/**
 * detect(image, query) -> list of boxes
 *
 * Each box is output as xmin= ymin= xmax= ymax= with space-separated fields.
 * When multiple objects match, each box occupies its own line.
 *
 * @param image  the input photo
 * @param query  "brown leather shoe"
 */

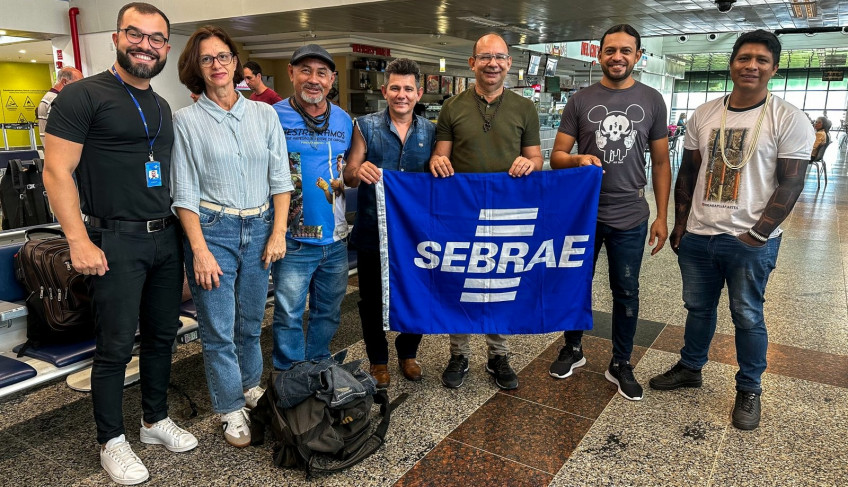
xmin=399 ymin=358 xmax=423 ymax=381
xmin=370 ymin=364 xmax=390 ymax=388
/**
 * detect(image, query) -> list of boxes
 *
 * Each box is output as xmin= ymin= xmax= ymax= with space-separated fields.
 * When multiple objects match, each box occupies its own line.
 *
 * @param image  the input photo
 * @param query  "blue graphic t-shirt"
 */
xmin=274 ymin=99 xmax=353 ymax=245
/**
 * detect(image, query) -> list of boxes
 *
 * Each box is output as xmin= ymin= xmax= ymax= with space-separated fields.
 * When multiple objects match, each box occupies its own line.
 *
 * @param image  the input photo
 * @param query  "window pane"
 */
xmin=672 ymin=92 xmax=689 ymax=109
xmin=825 ymin=91 xmax=847 ymax=112
xmin=707 ymin=72 xmax=726 ymax=92
xmin=768 ymin=71 xmax=787 ymax=91
xmin=828 ymin=77 xmax=848 ymax=90
xmin=689 ymin=72 xmax=708 ymax=92
xmin=784 ymin=91 xmax=806 ymax=109
xmin=674 ymin=79 xmax=690 ymax=92
xmin=805 ymin=91 xmax=828 ymax=110
xmin=688 ymin=92 xmax=707 ymax=108
xmin=706 ymin=91 xmax=724 ymax=102
xmin=786 ymin=71 xmax=807 ymax=91
xmin=808 ymin=74 xmax=828 ymax=90
xmin=771 ymin=91 xmax=786 ymax=101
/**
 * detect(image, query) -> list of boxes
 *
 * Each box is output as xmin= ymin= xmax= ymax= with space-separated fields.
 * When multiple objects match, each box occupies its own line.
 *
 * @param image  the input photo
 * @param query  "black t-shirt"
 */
xmin=46 ymin=70 xmax=174 ymax=220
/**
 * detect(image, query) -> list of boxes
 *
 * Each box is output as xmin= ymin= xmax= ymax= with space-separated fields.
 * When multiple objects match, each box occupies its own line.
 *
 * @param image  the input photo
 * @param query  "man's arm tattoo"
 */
xmin=751 ymin=158 xmax=809 ymax=237
xmin=673 ymin=149 xmax=702 ymax=229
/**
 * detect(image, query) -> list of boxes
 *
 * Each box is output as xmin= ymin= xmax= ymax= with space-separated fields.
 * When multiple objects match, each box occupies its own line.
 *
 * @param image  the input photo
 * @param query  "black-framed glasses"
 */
xmin=200 ymin=52 xmax=235 ymax=67
xmin=118 ymin=27 xmax=168 ymax=49
xmin=474 ymin=53 xmax=511 ymax=63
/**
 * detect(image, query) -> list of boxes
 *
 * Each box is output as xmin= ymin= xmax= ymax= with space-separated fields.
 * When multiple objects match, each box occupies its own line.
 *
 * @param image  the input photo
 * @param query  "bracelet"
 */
xmin=747 ymin=229 xmax=769 ymax=242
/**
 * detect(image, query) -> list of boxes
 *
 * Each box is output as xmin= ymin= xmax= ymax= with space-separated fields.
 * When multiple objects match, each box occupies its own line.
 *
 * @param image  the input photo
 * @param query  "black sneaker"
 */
xmin=549 ymin=345 xmax=586 ymax=379
xmin=649 ymin=362 xmax=703 ymax=390
xmin=605 ymin=360 xmax=643 ymax=401
xmin=486 ymin=355 xmax=519 ymax=390
xmin=441 ymin=354 xmax=469 ymax=389
xmin=732 ymin=391 xmax=761 ymax=430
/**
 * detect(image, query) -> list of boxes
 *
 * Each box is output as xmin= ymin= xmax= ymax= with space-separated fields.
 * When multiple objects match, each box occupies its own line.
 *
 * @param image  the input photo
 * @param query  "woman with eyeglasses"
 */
xmin=170 ymin=25 xmax=292 ymax=448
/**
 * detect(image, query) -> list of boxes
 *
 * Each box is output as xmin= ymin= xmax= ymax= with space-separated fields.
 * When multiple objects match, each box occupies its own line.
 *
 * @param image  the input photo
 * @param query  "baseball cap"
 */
xmin=290 ymin=44 xmax=335 ymax=72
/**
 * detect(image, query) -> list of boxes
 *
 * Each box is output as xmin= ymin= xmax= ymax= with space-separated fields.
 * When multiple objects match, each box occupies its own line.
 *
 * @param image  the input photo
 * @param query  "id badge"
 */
xmin=145 ymin=161 xmax=162 ymax=187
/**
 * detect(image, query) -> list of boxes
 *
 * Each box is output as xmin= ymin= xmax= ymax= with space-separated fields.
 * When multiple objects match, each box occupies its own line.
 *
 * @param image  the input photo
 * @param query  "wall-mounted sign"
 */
xmin=822 ymin=70 xmax=844 ymax=82
xmin=581 ymin=42 xmax=599 ymax=58
xmin=352 ymin=43 xmax=391 ymax=57
xmin=528 ymin=54 xmax=541 ymax=76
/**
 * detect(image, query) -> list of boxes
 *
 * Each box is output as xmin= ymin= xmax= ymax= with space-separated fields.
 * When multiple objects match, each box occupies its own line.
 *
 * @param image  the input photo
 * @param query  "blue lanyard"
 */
xmin=111 ymin=65 xmax=162 ymax=161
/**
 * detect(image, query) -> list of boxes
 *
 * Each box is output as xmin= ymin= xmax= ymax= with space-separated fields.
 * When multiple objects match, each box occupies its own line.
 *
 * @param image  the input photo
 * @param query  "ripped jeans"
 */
xmin=564 ymin=220 xmax=648 ymax=363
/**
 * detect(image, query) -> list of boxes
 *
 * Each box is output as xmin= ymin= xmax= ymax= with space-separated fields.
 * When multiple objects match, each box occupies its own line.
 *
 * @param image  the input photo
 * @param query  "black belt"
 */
xmin=85 ymin=215 xmax=176 ymax=233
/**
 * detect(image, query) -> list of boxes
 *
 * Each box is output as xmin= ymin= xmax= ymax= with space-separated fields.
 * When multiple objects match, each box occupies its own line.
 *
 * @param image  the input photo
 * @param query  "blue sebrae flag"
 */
xmin=375 ymin=166 xmax=603 ymax=335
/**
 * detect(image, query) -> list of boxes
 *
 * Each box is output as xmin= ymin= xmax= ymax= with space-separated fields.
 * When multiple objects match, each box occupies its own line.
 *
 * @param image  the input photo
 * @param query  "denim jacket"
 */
xmin=350 ymin=109 xmax=436 ymax=251
xmin=272 ymin=350 xmax=377 ymax=409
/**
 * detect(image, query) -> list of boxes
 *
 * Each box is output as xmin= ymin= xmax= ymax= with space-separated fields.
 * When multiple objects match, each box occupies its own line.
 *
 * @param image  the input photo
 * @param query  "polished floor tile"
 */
xmin=395 ymin=438 xmax=553 ymax=487
xmin=447 ymin=393 xmax=593 ymax=473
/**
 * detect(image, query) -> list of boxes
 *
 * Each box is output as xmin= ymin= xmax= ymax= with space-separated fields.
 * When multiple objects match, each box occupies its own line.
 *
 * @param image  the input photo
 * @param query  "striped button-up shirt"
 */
xmin=171 ymin=92 xmax=292 ymax=214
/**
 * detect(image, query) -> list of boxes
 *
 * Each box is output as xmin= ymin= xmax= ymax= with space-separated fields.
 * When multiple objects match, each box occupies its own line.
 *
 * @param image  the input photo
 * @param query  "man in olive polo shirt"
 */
xmin=430 ymin=32 xmax=543 ymax=390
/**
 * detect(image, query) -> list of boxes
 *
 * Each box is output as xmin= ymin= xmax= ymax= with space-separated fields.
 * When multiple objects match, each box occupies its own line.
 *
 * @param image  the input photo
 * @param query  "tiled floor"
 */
xmin=1 ymin=141 xmax=847 ymax=486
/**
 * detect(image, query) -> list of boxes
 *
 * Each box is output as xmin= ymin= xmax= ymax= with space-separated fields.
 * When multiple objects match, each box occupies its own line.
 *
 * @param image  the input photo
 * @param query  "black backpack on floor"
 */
xmin=0 ymin=159 xmax=54 ymax=230
xmin=250 ymin=363 xmax=406 ymax=477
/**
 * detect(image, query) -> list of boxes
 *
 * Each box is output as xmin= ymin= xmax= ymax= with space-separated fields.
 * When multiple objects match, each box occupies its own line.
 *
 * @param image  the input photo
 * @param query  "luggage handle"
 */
xmin=24 ymin=227 xmax=65 ymax=241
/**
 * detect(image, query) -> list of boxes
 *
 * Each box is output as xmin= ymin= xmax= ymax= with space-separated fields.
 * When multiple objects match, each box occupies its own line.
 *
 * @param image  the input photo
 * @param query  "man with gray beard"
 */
xmin=43 ymin=3 xmax=196 ymax=484
xmin=270 ymin=45 xmax=353 ymax=371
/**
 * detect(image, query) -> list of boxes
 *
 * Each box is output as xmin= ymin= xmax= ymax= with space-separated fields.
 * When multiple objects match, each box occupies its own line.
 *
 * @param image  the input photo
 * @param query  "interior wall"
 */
xmin=0 ymin=62 xmax=52 ymax=147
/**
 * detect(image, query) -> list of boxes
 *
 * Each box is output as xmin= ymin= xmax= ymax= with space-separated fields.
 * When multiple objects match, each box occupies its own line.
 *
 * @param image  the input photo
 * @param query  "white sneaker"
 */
xmin=244 ymin=386 xmax=264 ymax=410
xmin=100 ymin=434 xmax=149 ymax=485
xmin=221 ymin=408 xmax=251 ymax=448
xmin=139 ymin=417 xmax=198 ymax=453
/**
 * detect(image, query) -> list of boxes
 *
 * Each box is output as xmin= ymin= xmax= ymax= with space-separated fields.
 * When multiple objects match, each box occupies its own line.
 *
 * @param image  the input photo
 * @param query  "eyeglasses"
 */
xmin=200 ymin=52 xmax=236 ymax=67
xmin=474 ymin=53 xmax=511 ymax=63
xmin=118 ymin=28 xmax=168 ymax=49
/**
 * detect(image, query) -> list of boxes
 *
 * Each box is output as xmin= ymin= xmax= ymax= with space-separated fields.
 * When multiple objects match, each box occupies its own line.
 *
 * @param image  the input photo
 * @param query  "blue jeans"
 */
xmin=271 ymin=238 xmax=348 ymax=370
xmin=565 ymin=220 xmax=648 ymax=363
xmin=184 ymin=206 xmax=272 ymax=414
xmin=677 ymin=233 xmax=780 ymax=394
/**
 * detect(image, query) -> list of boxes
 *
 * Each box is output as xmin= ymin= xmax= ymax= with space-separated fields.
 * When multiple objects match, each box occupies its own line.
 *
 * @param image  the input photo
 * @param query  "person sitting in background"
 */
xmin=171 ymin=25 xmax=292 ymax=448
xmin=676 ymin=112 xmax=687 ymax=134
xmin=812 ymin=116 xmax=831 ymax=159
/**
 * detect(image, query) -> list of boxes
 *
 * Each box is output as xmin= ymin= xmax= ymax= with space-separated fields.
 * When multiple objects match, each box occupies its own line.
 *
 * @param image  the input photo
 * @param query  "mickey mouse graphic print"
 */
xmin=559 ymin=81 xmax=668 ymax=229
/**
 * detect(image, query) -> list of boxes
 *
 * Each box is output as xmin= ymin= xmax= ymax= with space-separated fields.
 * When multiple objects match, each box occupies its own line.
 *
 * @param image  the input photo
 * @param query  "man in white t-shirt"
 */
xmin=648 ymin=30 xmax=814 ymax=431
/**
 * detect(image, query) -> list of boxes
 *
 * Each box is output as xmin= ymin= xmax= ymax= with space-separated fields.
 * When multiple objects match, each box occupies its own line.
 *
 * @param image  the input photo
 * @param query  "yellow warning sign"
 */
xmin=5 ymin=97 xmax=17 ymax=109
xmin=17 ymin=113 xmax=27 ymax=123
xmin=23 ymin=96 xmax=35 ymax=108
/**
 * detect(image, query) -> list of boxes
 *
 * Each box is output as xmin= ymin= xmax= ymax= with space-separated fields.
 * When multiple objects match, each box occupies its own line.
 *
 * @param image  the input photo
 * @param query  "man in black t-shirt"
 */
xmin=43 ymin=3 xmax=196 ymax=485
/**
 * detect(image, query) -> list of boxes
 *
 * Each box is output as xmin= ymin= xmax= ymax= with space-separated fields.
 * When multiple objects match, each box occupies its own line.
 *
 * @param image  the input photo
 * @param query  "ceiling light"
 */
xmin=457 ymin=16 xmax=507 ymax=28
xmin=0 ymin=31 xmax=6 ymax=35
xmin=30 ymin=59 xmax=36 ymax=63
xmin=18 ymin=49 xmax=25 ymax=53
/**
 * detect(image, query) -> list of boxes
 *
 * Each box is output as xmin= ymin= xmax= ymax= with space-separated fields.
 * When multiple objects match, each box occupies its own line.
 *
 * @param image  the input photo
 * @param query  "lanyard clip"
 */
xmin=149 ymin=152 xmax=155 ymax=162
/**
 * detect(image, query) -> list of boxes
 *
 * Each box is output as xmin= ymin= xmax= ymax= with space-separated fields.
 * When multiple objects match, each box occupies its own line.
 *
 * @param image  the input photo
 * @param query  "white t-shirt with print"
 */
xmin=683 ymin=94 xmax=814 ymax=237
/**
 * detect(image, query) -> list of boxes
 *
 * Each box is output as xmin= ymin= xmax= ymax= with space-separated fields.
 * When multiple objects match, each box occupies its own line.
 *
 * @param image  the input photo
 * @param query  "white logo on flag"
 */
xmin=462 ymin=208 xmax=538 ymax=302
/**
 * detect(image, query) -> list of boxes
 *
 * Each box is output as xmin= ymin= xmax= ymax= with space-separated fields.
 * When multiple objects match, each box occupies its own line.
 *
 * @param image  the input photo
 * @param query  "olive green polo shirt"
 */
xmin=436 ymin=88 xmax=541 ymax=173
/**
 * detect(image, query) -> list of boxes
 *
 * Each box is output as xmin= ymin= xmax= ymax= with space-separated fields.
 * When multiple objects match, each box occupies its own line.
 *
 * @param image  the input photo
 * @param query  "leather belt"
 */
xmin=85 ymin=215 xmax=176 ymax=233
xmin=199 ymin=200 xmax=269 ymax=217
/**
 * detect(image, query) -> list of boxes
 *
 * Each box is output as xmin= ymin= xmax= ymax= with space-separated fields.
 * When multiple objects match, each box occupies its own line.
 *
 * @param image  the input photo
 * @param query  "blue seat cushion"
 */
xmin=0 ymin=355 xmax=37 ymax=388
xmin=13 ymin=339 xmax=96 ymax=368
xmin=0 ymin=244 xmax=26 ymax=302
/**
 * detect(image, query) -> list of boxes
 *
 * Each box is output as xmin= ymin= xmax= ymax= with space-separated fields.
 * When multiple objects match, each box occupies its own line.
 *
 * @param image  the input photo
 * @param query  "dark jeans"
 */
xmin=357 ymin=249 xmax=421 ymax=364
xmin=565 ymin=220 xmax=648 ymax=363
xmin=677 ymin=233 xmax=780 ymax=394
xmin=88 ymin=224 xmax=183 ymax=444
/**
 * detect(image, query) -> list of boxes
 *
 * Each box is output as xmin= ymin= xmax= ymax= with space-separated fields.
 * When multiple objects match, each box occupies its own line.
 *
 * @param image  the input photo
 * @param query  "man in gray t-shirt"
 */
xmin=548 ymin=24 xmax=671 ymax=402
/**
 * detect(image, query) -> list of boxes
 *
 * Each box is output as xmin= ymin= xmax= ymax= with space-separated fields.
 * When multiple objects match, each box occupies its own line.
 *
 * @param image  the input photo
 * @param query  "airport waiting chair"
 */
xmin=809 ymin=140 xmax=830 ymax=191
